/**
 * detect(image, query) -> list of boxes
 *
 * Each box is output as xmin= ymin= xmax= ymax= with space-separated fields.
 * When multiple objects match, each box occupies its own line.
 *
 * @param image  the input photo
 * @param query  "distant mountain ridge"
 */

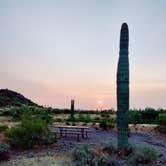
xmin=0 ymin=89 xmax=37 ymax=107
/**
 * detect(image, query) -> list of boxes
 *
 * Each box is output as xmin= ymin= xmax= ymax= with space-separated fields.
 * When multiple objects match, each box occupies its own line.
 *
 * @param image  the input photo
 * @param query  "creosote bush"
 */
xmin=101 ymin=140 xmax=116 ymax=155
xmin=78 ymin=114 xmax=92 ymax=123
xmin=37 ymin=110 xmax=53 ymax=124
xmin=0 ymin=142 xmax=10 ymax=161
xmin=73 ymin=144 xmax=115 ymax=166
xmin=0 ymin=125 xmax=8 ymax=133
xmin=99 ymin=119 xmax=115 ymax=130
xmin=73 ymin=142 xmax=158 ymax=166
xmin=6 ymin=114 xmax=56 ymax=149
xmin=127 ymin=145 xmax=158 ymax=165
xmin=157 ymin=113 xmax=166 ymax=134
xmin=94 ymin=117 xmax=100 ymax=122
xmin=8 ymin=106 xmax=53 ymax=123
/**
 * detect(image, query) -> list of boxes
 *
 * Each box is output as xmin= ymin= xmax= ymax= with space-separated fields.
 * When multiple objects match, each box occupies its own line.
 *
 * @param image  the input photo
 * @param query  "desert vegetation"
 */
xmin=0 ymin=104 xmax=165 ymax=165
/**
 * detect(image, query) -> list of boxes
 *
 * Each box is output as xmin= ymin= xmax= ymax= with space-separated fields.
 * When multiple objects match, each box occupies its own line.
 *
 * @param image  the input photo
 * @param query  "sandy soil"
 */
xmin=1 ymin=126 xmax=166 ymax=166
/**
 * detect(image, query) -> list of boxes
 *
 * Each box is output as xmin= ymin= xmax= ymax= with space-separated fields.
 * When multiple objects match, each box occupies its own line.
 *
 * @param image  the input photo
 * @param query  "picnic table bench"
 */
xmin=49 ymin=125 xmax=91 ymax=141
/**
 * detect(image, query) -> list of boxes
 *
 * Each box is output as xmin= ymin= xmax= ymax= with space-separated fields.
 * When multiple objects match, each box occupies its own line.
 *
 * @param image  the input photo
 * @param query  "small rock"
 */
xmin=26 ymin=152 xmax=34 ymax=158
xmin=159 ymin=156 xmax=166 ymax=164
xmin=159 ymin=153 xmax=163 ymax=158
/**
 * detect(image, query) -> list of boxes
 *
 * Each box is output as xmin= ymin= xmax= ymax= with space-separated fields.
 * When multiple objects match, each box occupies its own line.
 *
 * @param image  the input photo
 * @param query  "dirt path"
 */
xmin=58 ymin=128 xmax=166 ymax=162
xmin=1 ymin=127 xmax=166 ymax=166
xmin=58 ymin=128 xmax=165 ymax=151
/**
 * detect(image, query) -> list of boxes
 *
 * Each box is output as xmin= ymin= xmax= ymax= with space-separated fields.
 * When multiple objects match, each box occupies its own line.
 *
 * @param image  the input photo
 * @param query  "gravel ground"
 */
xmin=0 ymin=155 xmax=72 ymax=166
xmin=1 ymin=127 xmax=166 ymax=166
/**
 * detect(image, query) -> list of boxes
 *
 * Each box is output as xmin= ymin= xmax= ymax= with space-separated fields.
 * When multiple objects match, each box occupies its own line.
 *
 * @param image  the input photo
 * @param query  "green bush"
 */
xmin=72 ymin=122 xmax=76 ymax=126
xmin=157 ymin=125 xmax=166 ymax=134
xmin=8 ymin=106 xmax=53 ymax=123
xmin=78 ymin=113 xmax=84 ymax=121
xmin=77 ymin=114 xmax=92 ymax=123
xmin=94 ymin=117 xmax=100 ymax=122
xmin=0 ymin=110 xmax=11 ymax=116
xmin=127 ymin=145 xmax=158 ymax=165
xmin=6 ymin=114 xmax=56 ymax=148
xmin=141 ymin=108 xmax=158 ymax=123
xmin=65 ymin=122 xmax=70 ymax=125
xmin=54 ymin=118 xmax=63 ymax=122
xmin=100 ymin=113 xmax=110 ymax=119
xmin=9 ymin=105 xmax=34 ymax=121
xmin=73 ymin=144 xmax=113 ymax=166
xmin=36 ymin=110 xmax=53 ymax=124
xmin=0 ymin=125 xmax=8 ymax=133
xmin=158 ymin=113 xmax=166 ymax=125
xmin=0 ymin=142 xmax=10 ymax=161
xmin=128 ymin=108 xmax=160 ymax=124
xmin=128 ymin=111 xmax=142 ymax=124
xmin=101 ymin=140 xmax=116 ymax=155
xmin=82 ymin=123 xmax=87 ymax=126
xmin=73 ymin=144 xmax=94 ymax=165
xmin=157 ymin=113 xmax=166 ymax=134
xmin=84 ymin=115 xmax=92 ymax=123
xmin=66 ymin=116 xmax=76 ymax=122
xmin=99 ymin=119 xmax=115 ymax=130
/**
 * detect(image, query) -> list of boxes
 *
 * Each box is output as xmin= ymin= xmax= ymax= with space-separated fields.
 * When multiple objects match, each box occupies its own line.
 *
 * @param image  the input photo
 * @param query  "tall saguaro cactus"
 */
xmin=117 ymin=23 xmax=129 ymax=150
xmin=70 ymin=99 xmax=75 ymax=119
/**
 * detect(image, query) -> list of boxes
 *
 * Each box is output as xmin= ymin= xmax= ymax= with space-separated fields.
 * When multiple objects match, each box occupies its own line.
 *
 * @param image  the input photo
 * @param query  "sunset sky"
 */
xmin=0 ymin=0 xmax=166 ymax=109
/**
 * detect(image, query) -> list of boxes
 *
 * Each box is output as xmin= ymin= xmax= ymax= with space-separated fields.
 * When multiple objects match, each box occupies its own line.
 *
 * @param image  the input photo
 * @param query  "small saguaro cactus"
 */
xmin=117 ymin=23 xmax=129 ymax=150
xmin=70 ymin=99 xmax=75 ymax=119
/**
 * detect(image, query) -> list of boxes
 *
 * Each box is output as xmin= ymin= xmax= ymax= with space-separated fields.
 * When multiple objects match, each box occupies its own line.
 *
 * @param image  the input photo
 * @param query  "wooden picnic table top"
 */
xmin=50 ymin=125 xmax=90 ymax=130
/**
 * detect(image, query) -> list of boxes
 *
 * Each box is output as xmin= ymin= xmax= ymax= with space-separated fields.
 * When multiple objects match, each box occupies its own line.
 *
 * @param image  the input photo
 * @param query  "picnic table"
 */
xmin=49 ymin=125 xmax=91 ymax=141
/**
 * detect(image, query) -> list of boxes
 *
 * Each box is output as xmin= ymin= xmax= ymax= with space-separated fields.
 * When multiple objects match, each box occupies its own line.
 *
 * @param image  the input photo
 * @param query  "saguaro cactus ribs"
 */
xmin=70 ymin=99 xmax=75 ymax=119
xmin=117 ymin=23 xmax=129 ymax=150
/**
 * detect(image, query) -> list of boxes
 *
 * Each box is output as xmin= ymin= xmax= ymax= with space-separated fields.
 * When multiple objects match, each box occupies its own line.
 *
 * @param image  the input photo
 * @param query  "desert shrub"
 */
xmin=84 ymin=115 xmax=92 ymax=123
xmin=128 ymin=108 xmax=160 ymax=124
xmin=157 ymin=113 xmax=166 ymax=134
xmin=65 ymin=122 xmax=70 ymax=125
xmin=73 ymin=144 xmax=114 ymax=166
xmin=77 ymin=114 xmax=92 ymax=123
xmin=127 ymin=145 xmax=158 ymax=165
xmin=72 ymin=122 xmax=76 ymax=126
xmin=92 ymin=122 xmax=96 ymax=126
xmin=99 ymin=119 xmax=115 ymax=130
xmin=73 ymin=144 xmax=94 ymax=165
xmin=0 ymin=142 xmax=10 ymax=161
xmin=6 ymin=114 xmax=56 ymax=148
xmin=99 ymin=120 xmax=107 ymax=129
xmin=128 ymin=111 xmax=142 ymax=124
xmin=51 ymin=108 xmax=69 ymax=114
xmin=8 ymin=106 xmax=53 ymax=123
xmin=78 ymin=113 xmax=85 ymax=121
xmin=66 ymin=116 xmax=75 ymax=122
xmin=157 ymin=125 xmax=166 ymax=134
xmin=82 ymin=123 xmax=87 ymax=126
xmin=94 ymin=117 xmax=100 ymax=122
xmin=9 ymin=106 xmax=33 ymax=120
xmin=100 ymin=114 xmax=110 ymax=118
xmin=0 ymin=125 xmax=8 ymax=133
xmin=54 ymin=118 xmax=63 ymax=122
xmin=37 ymin=111 xmax=53 ymax=124
xmin=158 ymin=113 xmax=166 ymax=125
xmin=9 ymin=107 xmax=24 ymax=119
xmin=141 ymin=108 xmax=158 ymax=123
xmin=101 ymin=140 xmax=116 ymax=155
xmin=0 ymin=110 xmax=11 ymax=116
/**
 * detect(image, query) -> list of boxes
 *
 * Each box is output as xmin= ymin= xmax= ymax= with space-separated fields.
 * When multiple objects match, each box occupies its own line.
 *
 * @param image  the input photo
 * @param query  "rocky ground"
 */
xmin=1 ymin=126 xmax=166 ymax=166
